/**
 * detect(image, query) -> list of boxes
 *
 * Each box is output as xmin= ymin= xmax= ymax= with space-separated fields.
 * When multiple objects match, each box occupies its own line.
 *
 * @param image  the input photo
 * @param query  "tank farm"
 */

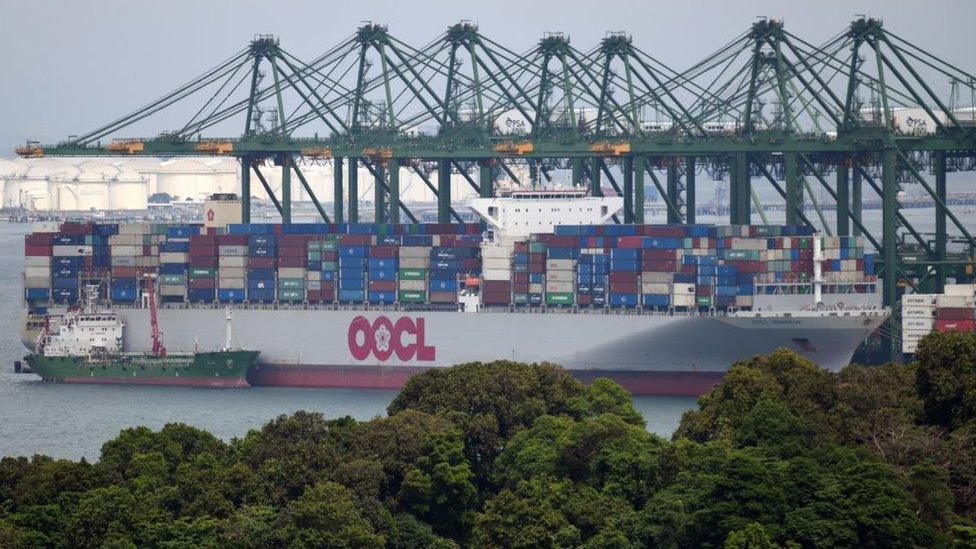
xmin=15 ymin=17 xmax=976 ymax=376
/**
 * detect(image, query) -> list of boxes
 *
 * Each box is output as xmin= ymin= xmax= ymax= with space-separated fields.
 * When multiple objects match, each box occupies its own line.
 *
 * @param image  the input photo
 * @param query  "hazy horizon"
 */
xmin=2 ymin=0 xmax=974 ymax=155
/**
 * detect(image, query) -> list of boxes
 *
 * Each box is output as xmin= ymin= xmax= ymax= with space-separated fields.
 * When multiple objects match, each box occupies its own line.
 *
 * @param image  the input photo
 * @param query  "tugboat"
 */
xmin=24 ymin=278 xmax=258 ymax=387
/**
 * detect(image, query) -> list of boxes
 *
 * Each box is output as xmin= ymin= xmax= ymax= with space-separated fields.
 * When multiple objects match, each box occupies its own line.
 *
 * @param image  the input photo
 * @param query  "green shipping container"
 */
xmin=278 ymin=289 xmax=305 ymax=301
xmin=399 ymin=268 xmax=426 ymax=280
xmin=321 ymin=261 xmax=337 ymax=271
xmin=513 ymin=293 xmax=529 ymax=304
xmin=398 ymin=290 xmax=427 ymax=303
xmin=307 ymin=251 xmax=322 ymax=261
xmin=189 ymin=267 xmax=216 ymax=278
xmin=528 ymin=242 xmax=547 ymax=253
xmin=696 ymin=296 xmax=712 ymax=306
xmin=545 ymin=293 xmax=574 ymax=305
xmin=160 ymin=274 xmax=186 ymax=285
xmin=321 ymin=241 xmax=338 ymax=251
xmin=279 ymin=278 xmax=305 ymax=289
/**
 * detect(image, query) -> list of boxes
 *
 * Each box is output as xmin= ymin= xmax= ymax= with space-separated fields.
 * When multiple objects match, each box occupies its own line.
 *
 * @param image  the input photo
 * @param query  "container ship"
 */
xmin=21 ymin=192 xmax=887 ymax=395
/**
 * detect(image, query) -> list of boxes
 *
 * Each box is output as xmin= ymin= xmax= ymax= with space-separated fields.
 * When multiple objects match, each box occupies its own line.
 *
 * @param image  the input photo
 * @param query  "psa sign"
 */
xmin=347 ymin=315 xmax=436 ymax=362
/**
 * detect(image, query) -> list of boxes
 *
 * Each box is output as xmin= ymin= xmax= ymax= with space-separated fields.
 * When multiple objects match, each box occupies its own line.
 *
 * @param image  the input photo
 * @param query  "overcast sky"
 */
xmin=2 ymin=0 xmax=974 ymax=155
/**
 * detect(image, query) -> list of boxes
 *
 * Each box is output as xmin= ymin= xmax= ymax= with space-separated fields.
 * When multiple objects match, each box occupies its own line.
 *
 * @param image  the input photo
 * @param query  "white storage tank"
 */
xmin=7 ymin=159 xmax=79 ymax=210
xmin=109 ymin=168 xmax=148 ymax=210
xmin=154 ymin=158 xmax=217 ymax=201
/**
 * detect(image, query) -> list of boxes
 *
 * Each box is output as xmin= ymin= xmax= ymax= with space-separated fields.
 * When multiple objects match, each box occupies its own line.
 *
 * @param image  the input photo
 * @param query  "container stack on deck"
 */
xmin=902 ymin=284 xmax=976 ymax=354
xmin=23 ymin=222 xmax=875 ymax=313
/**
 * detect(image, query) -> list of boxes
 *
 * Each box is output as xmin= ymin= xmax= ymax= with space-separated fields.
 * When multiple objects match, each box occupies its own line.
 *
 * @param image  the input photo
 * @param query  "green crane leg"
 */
xmin=529 ymin=160 xmax=539 ymax=188
xmin=374 ymin=162 xmax=387 ymax=223
xmin=836 ymin=165 xmax=849 ymax=236
xmin=623 ymin=157 xmax=634 ymax=223
xmin=666 ymin=161 xmax=680 ymax=223
xmin=479 ymin=159 xmax=493 ymax=198
xmin=852 ymin=167 xmax=862 ymax=237
xmin=240 ymin=157 xmax=251 ymax=224
xmin=281 ymin=158 xmax=292 ymax=224
xmin=731 ymin=153 xmax=750 ymax=225
xmin=784 ymin=152 xmax=801 ymax=226
xmin=572 ymin=158 xmax=583 ymax=188
xmin=333 ymin=158 xmax=344 ymax=223
xmin=590 ymin=157 xmax=602 ymax=197
xmin=438 ymin=158 xmax=451 ymax=223
xmin=934 ymin=150 xmax=947 ymax=292
xmin=348 ymin=157 xmax=359 ymax=223
xmin=634 ymin=156 xmax=645 ymax=223
xmin=882 ymin=148 xmax=899 ymax=362
xmin=389 ymin=158 xmax=400 ymax=224
xmin=685 ymin=156 xmax=695 ymax=224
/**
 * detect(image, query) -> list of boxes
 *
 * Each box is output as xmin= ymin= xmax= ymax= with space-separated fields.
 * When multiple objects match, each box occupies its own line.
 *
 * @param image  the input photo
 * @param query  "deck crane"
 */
xmin=145 ymin=274 xmax=167 ymax=357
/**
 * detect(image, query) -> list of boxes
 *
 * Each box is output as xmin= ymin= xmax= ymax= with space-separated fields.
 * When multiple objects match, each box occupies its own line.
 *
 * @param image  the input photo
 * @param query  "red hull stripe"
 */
xmin=51 ymin=376 xmax=250 ymax=388
xmin=248 ymin=364 xmax=723 ymax=396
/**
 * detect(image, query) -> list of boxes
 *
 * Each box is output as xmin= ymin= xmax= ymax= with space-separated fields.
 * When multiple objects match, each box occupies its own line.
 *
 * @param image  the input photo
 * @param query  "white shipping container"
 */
xmin=108 ymin=234 xmax=142 ymax=246
xmin=642 ymin=272 xmax=672 ymax=283
xmin=903 ymin=294 xmax=937 ymax=307
xmin=219 ymin=267 xmax=246 ymax=279
xmin=545 ymin=281 xmax=575 ymax=293
xmin=731 ymin=238 xmax=766 ymax=250
xmin=110 ymin=245 xmax=140 ymax=257
xmin=219 ymin=256 xmax=247 ymax=268
xmin=642 ymin=282 xmax=671 ymax=294
xmin=902 ymin=328 xmax=933 ymax=341
xmin=159 ymin=252 xmax=189 ymax=263
xmin=483 ymin=257 xmax=512 ymax=269
xmin=119 ymin=223 xmax=149 ymax=235
xmin=159 ymin=285 xmax=186 ymax=297
xmin=672 ymin=283 xmax=695 ymax=295
xmin=136 ymin=256 xmax=159 ymax=268
xmin=218 ymin=278 xmax=246 ymax=289
xmin=398 ymin=279 xmax=426 ymax=291
xmin=735 ymin=295 xmax=754 ymax=308
xmin=25 ymin=256 xmax=51 ymax=267
xmin=529 ymin=283 xmax=544 ymax=294
xmin=902 ymin=317 xmax=935 ymax=330
xmin=945 ymin=284 xmax=976 ymax=297
xmin=546 ymin=259 xmax=575 ymax=271
xmin=483 ymin=269 xmax=512 ymax=281
xmin=936 ymin=295 xmax=976 ymax=308
xmin=673 ymin=294 xmax=696 ymax=307
xmin=219 ymin=245 xmax=247 ymax=256
xmin=903 ymin=305 xmax=937 ymax=317
xmin=902 ymin=340 xmax=919 ymax=354
xmin=24 ymin=266 xmax=50 ymax=278
xmin=481 ymin=246 xmax=513 ymax=259
xmin=31 ymin=221 xmax=60 ymax=233
xmin=399 ymin=247 xmax=431 ymax=259
xmin=111 ymin=256 xmax=136 ymax=267
xmin=546 ymin=270 xmax=574 ymax=282
xmin=52 ymin=245 xmax=92 ymax=257
xmin=400 ymin=257 xmax=428 ymax=269
xmin=25 ymin=277 xmax=50 ymax=287
xmin=278 ymin=267 xmax=305 ymax=278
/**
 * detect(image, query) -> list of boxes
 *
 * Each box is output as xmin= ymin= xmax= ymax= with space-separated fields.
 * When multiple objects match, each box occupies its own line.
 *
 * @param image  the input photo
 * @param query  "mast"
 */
xmin=146 ymin=275 xmax=166 ymax=356
xmin=813 ymin=232 xmax=824 ymax=305
xmin=224 ymin=307 xmax=234 ymax=351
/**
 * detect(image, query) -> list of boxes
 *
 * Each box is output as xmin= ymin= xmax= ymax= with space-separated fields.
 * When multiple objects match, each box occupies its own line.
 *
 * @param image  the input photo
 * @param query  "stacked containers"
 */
xmin=188 ymin=234 xmax=218 ymax=302
xmin=338 ymin=235 xmax=369 ymax=302
xmin=368 ymin=239 xmax=398 ymax=304
xmin=217 ymin=234 xmax=248 ymax=302
xmin=609 ymin=247 xmax=639 ymax=308
xmin=108 ymin=225 xmax=143 ymax=302
xmin=429 ymin=245 xmax=464 ymax=304
xmin=51 ymin=233 xmax=89 ymax=304
xmin=159 ymin=226 xmax=197 ymax=302
xmin=544 ymin=240 xmax=576 ymax=306
xmin=901 ymin=293 xmax=937 ymax=354
xmin=900 ymin=285 xmax=976 ymax=354
xmin=306 ymin=237 xmax=338 ymax=302
xmin=576 ymin=253 xmax=608 ymax=307
xmin=399 ymin=238 xmax=430 ymax=303
xmin=24 ymin=231 xmax=54 ymax=302
xmin=278 ymin=234 xmax=309 ymax=302
xmin=934 ymin=287 xmax=976 ymax=333
xmin=511 ymin=241 xmax=529 ymax=305
xmin=481 ymin=242 xmax=512 ymax=306
xmin=247 ymin=232 xmax=276 ymax=302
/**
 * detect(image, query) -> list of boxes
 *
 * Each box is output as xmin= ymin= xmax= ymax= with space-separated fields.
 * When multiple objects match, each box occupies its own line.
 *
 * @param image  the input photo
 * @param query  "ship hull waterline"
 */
xmin=28 ymin=307 xmax=886 ymax=396
xmin=24 ymin=350 xmax=260 ymax=388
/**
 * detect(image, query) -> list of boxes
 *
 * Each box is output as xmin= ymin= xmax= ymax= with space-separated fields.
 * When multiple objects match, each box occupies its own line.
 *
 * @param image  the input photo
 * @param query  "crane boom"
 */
xmin=146 ymin=275 xmax=166 ymax=356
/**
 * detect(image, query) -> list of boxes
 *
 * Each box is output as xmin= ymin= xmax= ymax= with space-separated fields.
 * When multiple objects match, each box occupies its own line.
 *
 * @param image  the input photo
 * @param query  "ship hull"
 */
xmin=24 ymin=350 xmax=259 ymax=388
xmin=32 ymin=306 xmax=886 ymax=396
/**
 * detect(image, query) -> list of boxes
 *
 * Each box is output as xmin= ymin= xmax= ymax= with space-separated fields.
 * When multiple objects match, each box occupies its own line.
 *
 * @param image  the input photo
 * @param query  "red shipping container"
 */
xmin=25 ymin=245 xmax=53 ymax=256
xmin=642 ymin=249 xmax=677 ymax=260
xmin=112 ymin=267 xmax=138 ymax=277
xmin=248 ymin=257 xmax=277 ymax=268
xmin=609 ymin=281 xmax=639 ymax=293
xmin=696 ymin=286 xmax=713 ymax=296
xmin=935 ymin=320 xmax=975 ymax=332
xmin=189 ymin=278 xmax=216 ymax=289
xmin=514 ymin=242 xmax=528 ymax=253
xmin=482 ymin=291 xmax=511 ymax=305
xmin=190 ymin=234 xmax=218 ymax=245
xmin=321 ymin=289 xmax=336 ymax=301
xmin=190 ymin=256 xmax=218 ymax=268
xmin=430 ymin=291 xmax=457 ymax=303
xmin=218 ymin=234 xmax=249 ymax=245
xmin=617 ymin=236 xmax=644 ymax=249
xmin=370 ymin=246 xmax=398 ymax=258
xmin=25 ymin=234 xmax=55 ymax=246
xmin=609 ymin=272 xmax=638 ymax=282
xmin=320 ymin=280 xmax=336 ymax=291
xmin=339 ymin=234 xmax=372 ymax=245
xmin=937 ymin=308 xmax=975 ymax=320
xmin=462 ymin=258 xmax=480 ymax=270
xmin=513 ymin=282 xmax=530 ymax=292
xmin=322 ymin=251 xmax=337 ymax=261
xmin=483 ymin=281 xmax=510 ymax=292
xmin=278 ymin=246 xmax=305 ymax=258
xmin=306 ymin=290 xmax=322 ymax=302
xmin=528 ymin=264 xmax=545 ymax=274
xmin=278 ymin=256 xmax=305 ymax=268
xmin=642 ymin=260 xmax=677 ymax=271
xmin=189 ymin=245 xmax=218 ymax=257
xmin=60 ymin=222 xmax=92 ymax=235
xmin=513 ymin=272 xmax=529 ymax=283
xmin=368 ymin=280 xmax=396 ymax=292
xmin=577 ymin=294 xmax=594 ymax=306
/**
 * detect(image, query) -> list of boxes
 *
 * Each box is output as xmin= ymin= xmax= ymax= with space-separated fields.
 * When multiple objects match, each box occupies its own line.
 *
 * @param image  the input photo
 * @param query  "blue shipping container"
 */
xmin=188 ymin=289 xmax=215 ymax=302
xmin=338 ymin=289 xmax=365 ymax=302
xmin=248 ymin=288 xmax=275 ymax=301
xmin=25 ymin=288 xmax=51 ymax=300
xmin=111 ymin=288 xmax=138 ymax=301
xmin=339 ymin=278 xmax=366 ymax=291
xmin=641 ymin=294 xmax=670 ymax=308
xmin=368 ymin=291 xmax=395 ymax=304
xmin=218 ymin=289 xmax=247 ymax=302
xmin=609 ymin=293 xmax=637 ymax=307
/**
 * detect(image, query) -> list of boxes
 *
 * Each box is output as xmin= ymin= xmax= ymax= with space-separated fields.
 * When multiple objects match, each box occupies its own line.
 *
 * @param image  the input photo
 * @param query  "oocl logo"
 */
xmin=347 ymin=315 xmax=436 ymax=362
